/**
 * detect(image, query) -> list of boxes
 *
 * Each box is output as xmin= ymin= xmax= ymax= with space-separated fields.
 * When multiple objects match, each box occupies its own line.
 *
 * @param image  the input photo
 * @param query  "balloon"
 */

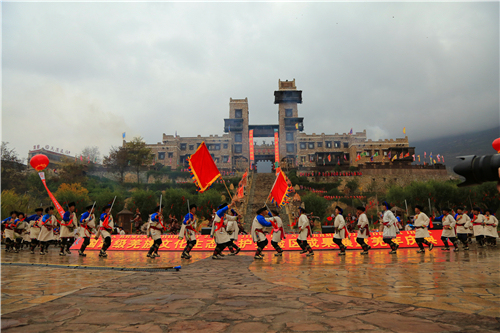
xmin=30 ymin=154 xmax=49 ymax=171
xmin=492 ymin=138 xmax=500 ymax=153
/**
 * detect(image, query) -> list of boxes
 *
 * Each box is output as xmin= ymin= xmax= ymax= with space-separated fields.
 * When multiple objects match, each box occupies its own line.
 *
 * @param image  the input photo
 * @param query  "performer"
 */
xmin=440 ymin=208 xmax=458 ymax=251
xmin=60 ymin=202 xmax=78 ymax=256
xmin=179 ymin=204 xmax=198 ymax=259
xmin=147 ymin=205 xmax=165 ymax=258
xmin=210 ymin=203 xmax=233 ymax=259
xmin=484 ymin=209 xmax=498 ymax=246
xmin=13 ymin=212 xmax=27 ymax=253
xmin=356 ymin=206 xmax=371 ymax=254
xmin=381 ymin=202 xmax=399 ymax=254
xmin=455 ymin=207 xmax=472 ymax=250
xmin=95 ymin=204 xmax=114 ymax=258
xmin=332 ymin=206 xmax=347 ymax=256
xmin=471 ymin=207 xmax=486 ymax=247
xmin=251 ymin=206 xmax=274 ymax=260
xmin=270 ymin=209 xmax=285 ymax=257
xmin=27 ymin=208 xmax=43 ymax=254
xmin=226 ymin=209 xmax=241 ymax=256
xmin=38 ymin=207 xmax=56 ymax=255
xmin=78 ymin=205 xmax=96 ymax=256
xmin=2 ymin=211 xmax=17 ymax=252
xmin=412 ymin=205 xmax=434 ymax=253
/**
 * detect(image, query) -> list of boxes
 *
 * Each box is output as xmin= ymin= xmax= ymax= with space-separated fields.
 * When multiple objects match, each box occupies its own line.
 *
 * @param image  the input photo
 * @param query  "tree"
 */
xmin=129 ymin=190 xmax=159 ymax=222
xmin=81 ymin=146 xmax=101 ymax=164
xmin=1 ymin=142 xmax=27 ymax=191
xmin=301 ymin=193 xmax=328 ymax=221
xmin=104 ymin=146 xmax=129 ymax=183
xmin=126 ymin=137 xmax=153 ymax=184
xmin=54 ymin=183 xmax=90 ymax=218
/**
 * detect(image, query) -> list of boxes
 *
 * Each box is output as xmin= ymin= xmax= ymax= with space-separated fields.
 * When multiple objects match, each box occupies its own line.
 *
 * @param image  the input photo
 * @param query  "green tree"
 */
xmin=1 ymin=142 xmax=27 ymax=192
xmin=301 ymin=193 xmax=328 ymax=220
xmin=104 ymin=146 xmax=129 ymax=183
xmin=129 ymin=190 xmax=159 ymax=221
xmin=54 ymin=183 xmax=91 ymax=217
xmin=126 ymin=137 xmax=153 ymax=184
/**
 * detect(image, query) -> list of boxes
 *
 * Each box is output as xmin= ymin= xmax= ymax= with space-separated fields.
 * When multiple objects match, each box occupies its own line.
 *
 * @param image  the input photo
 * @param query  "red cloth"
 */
xmin=269 ymin=170 xmax=291 ymax=207
xmin=188 ymin=142 xmax=221 ymax=193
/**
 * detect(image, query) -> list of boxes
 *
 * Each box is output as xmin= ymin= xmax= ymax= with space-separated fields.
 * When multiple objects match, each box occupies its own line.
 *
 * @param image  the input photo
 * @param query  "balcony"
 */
xmin=284 ymin=117 xmax=304 ymax=131
xmin=224 ymin=118 xmax=244 ymax=132
xmin=274 ymin=90 xmax=302 ymax=104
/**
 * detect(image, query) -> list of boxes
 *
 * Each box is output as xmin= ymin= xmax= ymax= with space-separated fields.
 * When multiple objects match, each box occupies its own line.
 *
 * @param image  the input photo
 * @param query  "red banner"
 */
xmin=274 ymin=130 xmax=279 ymax=163
xmin=38 ymin=172 xmax=65 ymax=218
xmin=249 ymin=130 xmax=254 ymax=163
xmin=187 ymin=142 xmax=221 ymax=192
xmin=71 ymin=230 xmax=445 ymax=252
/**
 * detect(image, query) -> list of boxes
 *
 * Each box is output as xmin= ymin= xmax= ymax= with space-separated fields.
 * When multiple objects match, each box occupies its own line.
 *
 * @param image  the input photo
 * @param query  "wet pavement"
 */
xmin=1 ymin=245 xmax=499 ymax=332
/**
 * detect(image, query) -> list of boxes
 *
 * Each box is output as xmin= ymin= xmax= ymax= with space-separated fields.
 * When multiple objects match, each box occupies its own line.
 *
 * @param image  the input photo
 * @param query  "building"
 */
xmin=28 ymin=147 xmax=75 ymax=169
xmin=141 ymin=79 xmax=415 ymax=171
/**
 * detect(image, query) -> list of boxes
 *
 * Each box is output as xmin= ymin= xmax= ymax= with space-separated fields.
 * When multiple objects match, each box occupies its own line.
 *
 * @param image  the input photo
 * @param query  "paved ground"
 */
xmin=2 ymin=246 xmax=500 ymax=332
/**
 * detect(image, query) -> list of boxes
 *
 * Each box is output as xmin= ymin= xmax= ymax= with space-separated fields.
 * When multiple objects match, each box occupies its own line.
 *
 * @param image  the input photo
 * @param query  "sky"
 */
xmin=2 ymin=2 xmax=499 ymax=161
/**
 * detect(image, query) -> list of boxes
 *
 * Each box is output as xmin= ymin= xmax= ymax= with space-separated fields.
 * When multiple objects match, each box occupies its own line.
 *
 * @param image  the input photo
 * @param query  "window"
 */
xmin=208 ymin=144 xmax=221 ymax=151
xmin=309 ymin=154 xmax=315 ymax=162
xmin=334 ymin=141 xmax=341 ymax=148
xmin=215 ymin=158 xmax=220 ymax=163
xmin=300 ymin=156 xmax=306 ymax=163
xmin=286 ymin=144 xmax=294 ymax=153
xmin=180 ymin=143 xmax=187 ymax=151
xmin=383 ymin=150 xmax=388 ymax=156
xmin=343 ymin=142 xmax=349 ymax=148
xmin=285 ymin=108 xmax=293 ymax=117
xmin=235 ymin=133 xmax=242 ymax=142
xmin=197 ymin=143 xmax=201 ymax=148
xmin=365 ymin=151 xmax=371 ymax=157
xmin=317 ymin=142 xmax=323 ymax=148
xmin=235 ymin=109 xmax=242 ymax=118
xmin=286 ymin=132 xmax=294 ymax=141
xmin=308 ymin=142 xmax=315 ymax=149
xmin=223 ymin=144 xmax=228 ymax=149
xmin=223 ymin=156 xmax=229 ymax=163
xmin=325 ymin=141 xmax=332 ymax=148
xmin=158 ymin=152 xmax=165 ymax=160
xmin=189 ymin=145 xmax=194 ymax=151
xmin=234 ymin=144 xmax=242 ymax=153
xmin=168 ymin=152 xmax=173 ymax=158
xmin=374 ymin=150 xmax=380 ymax=156
xmin=300 ymin=142 xmax=306 ymax=149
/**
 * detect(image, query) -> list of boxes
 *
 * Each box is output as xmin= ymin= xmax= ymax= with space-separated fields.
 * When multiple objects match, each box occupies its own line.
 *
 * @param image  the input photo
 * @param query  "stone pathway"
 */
xmin=2 ymin=248 xmax=500 ymax=332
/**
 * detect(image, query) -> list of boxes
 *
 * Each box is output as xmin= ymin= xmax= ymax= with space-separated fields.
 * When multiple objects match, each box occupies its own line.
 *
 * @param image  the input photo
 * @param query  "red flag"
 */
xmin=188 ymin=142 xmax=221 ymax=192
xmin=237 ymin=186 xmax=244 ymax=199
xmin=269 ymin=170 xmax=292 ymax=207
xmin=404 ymin=152 xmax=410 ymax=158
xmin=38 ymin=172 xmax=66 ymax=218
xmin=327 ymin=154 xmax=331 ymax=162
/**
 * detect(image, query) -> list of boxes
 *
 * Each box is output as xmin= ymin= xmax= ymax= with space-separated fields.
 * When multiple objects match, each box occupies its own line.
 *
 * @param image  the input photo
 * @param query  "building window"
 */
xmin=223 ymin=144 xmax=228 ymax=149
xmin=309 ymin=154 xmax=315 ymax=162
xmin=168 ymin=152 xmax=173 ymax=158
xmin=300 ymin=142 xmax=306 ymax=149
xmin=180 ymin=143 xmax=187 ymax=151
xmin=223 ymin=156 xmax=229 ymax=163
xmin=286 ymin=132 xmax=294 ymax=141
xmin=215 ymin=158 xmax=220 ymax=163
xmin=374 ymin=150 xmax=380 ymax=156
xmin=383 ymin=150 xmax=388 ymax=156
xmin=300 ymin=156 xmax=306 ymax=163
xmin=208 ymin=144 xmax=221 ymax=151
xmin=189 ymin=145 xmax=194 ymax=151
xmin=158 ymin=152 xmax=165 ymax=160
xmin=365 ymin=150 xmax=371 ymax=157
xmin=334 ymin=141 xmax=341 ymax=148
xmin=317 ymin=142 xmax=323 ymax=148
xmin=235 ymin=133 xmax=242 ymax=142
xmin=234 ymin=144 xmax=242 ymax=154
xmin=235 ymin=109 xmax=242 ymax=118
xmin=343 ymin=142 xmax=349 ymax=148
xmin=286 ymin=144 xmax=294 ymax=153
xmin=325 ymin=141 xmax=332 ymax=148
xmin=285 ymin=108 xmax=293 ymax=117
xmin=308 ymin=142 xmax=315 ymax=149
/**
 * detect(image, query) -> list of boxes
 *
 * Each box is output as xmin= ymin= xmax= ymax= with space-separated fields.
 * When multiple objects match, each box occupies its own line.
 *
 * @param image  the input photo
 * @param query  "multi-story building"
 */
xmin=141 ymin=79 xmax=414 ymax=171
xmin=28 ymin=146 xmax=75 ymax=169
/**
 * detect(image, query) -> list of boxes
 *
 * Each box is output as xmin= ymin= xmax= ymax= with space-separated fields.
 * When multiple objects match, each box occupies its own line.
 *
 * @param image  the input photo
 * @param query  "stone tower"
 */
xmin=224 ymin=98 xmax=250 ymax=169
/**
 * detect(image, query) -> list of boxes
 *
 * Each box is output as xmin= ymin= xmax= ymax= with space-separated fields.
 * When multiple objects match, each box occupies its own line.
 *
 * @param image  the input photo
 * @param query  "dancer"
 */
xmin=27 ymin=208 xmax=43 ymax=254
xmin=270 ymin=209 xmax=285 ymax=257
xmin=147 ymin=205 xmax=165 ymax=258
xmin=226 ymin=209 xmax=241 ymax=256
xmin=381 ymin=202 xmax=399 ymax=254
xmin=2 ymin=211 xmax=17 ymax=252
xmin=455 ymin=207 xmax=472 ymax=250
xmin=180 ymin=204 xmax=198 ymax=259
xmin=484 ymin=209 xmax=498 ymax=246
xmin=440 ymin=208 xmax=458 ymax=252
xmin=38 ymin=207 xmax=56 ymax=255
xmin=356 ymin=206 xmax=371 ymax=254
xmin=471 ymin=207 xmax=486 ymax=247
xmin=95 ymin=204 xmax=114 ymax=258
xmin=78 ymin=204 xmax=96 ymax=256
xmin=413 ymin=205 xmax=434 ymax=253
xmin=13 ymin=212 xmax=27 ymax=253
xmin=332 ymin=206 xmax=347 ymax=256
xmin=60 ymin=202 xmax=78 ymax=256
xmin=251 ymin=207 xmax=275 ymax=260
xmin=210 ymin=202 xmax=233 ymax=259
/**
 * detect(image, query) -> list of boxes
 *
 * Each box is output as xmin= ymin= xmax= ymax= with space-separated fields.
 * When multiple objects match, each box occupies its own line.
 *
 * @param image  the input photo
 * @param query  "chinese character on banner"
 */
xmin=274 ymin=130 xmax=279 ymax=164
xmin=249 ymin=130 xmax=254 ymax=164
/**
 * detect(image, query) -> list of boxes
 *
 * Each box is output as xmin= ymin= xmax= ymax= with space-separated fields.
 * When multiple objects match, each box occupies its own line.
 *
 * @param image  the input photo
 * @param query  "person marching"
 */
xmin=179 ymin=204 xmax=198 ymax=259
xmin=226 ymin=209 xmax=242 ymax=256
xmin=147 ymin=205 xmax=165 ymax=258
xmin=210 ymin=203 xmax=233 ymax=259
xmin=270 ymin=209 xmax=285 ymax=257
xmin=332 ymin=206 xmax=347 ymax=256
xmin=455 ymin=207 xmax=472 ymax=250
xmin=471 ymin=207 xmax=486 ymax=248
xmin=381 ymin=202 xmax=399 ymax=254
xmin=13 ymin=212 xmax=27 ymax=253
xmin=2 ymin=211 xmax=17 ymax=252
xmin=38 ymin=207 xmax=56 ymax=255
xmin=27 ymin=208 xmax=44 ymax=254
xmin=484 ymin=209 xmax=498 ymax=247
xmin=441 ymin=208 xmax=458 ymax=252
xmin=356 ymin=206 xmax=371 ymax=255
xmin=60 ymin=202 xmax=78 ymax=256
xmin=413 ymin=205 xmax=434 ymax=253
xmin=95 ymin=204 xmax=114 ymax=258
xmin=251 ymin=206 xmax=275 ymax=260
xmin=78 ymin=204 xmax=96 ymax=256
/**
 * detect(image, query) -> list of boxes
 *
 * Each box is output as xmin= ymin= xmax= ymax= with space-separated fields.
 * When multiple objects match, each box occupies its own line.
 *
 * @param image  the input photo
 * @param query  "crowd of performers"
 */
xmin=2 ymin=199 xmax=498 ymax=259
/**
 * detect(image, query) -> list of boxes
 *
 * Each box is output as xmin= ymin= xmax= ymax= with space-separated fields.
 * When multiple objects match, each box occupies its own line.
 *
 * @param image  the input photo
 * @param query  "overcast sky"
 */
xmin=3 ymin=2 xmax=499 ymax=160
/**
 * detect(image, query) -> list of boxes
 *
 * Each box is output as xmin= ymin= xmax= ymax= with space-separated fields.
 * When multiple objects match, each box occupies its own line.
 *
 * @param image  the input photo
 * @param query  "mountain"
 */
xmin=411 ymin=126 xmax=499 ymax=173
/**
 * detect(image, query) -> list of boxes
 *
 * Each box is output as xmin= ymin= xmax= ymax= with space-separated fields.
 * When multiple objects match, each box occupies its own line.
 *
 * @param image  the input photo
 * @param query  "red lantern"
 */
xmin=30 ymin=154 xmax=49 ymax=171
xmin=492 ymin=138 xmax=500 ymax=153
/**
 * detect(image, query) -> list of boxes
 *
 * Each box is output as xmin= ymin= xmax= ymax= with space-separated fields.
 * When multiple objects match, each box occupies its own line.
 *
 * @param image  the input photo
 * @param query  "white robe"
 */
xmin=333 ymin=214 xmax=347 ymax=239
xmin=271 ymin=216 xmax=285 ymax=242
xmin=356 ymin=213 xmax=369 ymax=239
xmin=455 ymin=214 xmax=472 ymax=234
xmin=38 ymin=216 xmax=56 ymax=242
xmin=441 ymin=214 xmax=456 ymax=238
xmin=413 ymin=212 xmax=430 ymax=238
xmin=484 ymin=215 xmax=499 ymax=238
xmin=298 ymin=214 xmax=311 ymax=240
xmin=226 ymin=216 xmax=239 ymax=241
xmin=382 ymin=210 xmax=397 ymax=238
xmin=211 ymin=214 xmax=230 ymax=244
xmin=472 ymin=214 xmax=486 ymax=236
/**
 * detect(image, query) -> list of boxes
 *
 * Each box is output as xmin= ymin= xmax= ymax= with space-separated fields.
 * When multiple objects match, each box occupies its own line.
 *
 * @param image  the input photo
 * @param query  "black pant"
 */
xmin=254 ymin=239 xmax=269 ymax=256
xmin=486 ymin=236 xmax=497 ymax=245
xmin=476 ymin=235 xmax=485 ymax=246
xmin=5 ymin=237 xmax=13 ymax=250
xmin=61 ymin=237 xmax=74 ymax=252
xmin=102 ymin=236 xmax=111 ymax=251
xmin=441 ymin=236 xmax=458 ymax=248
xmin=15 ymin=238 xmax=22 ymax=250
xmin=148 ymin=238 xmax=162 ymax=255
xmin=457 ymin=233 xmax=468 ymax=247
xmin=30 ymin=239 xmax=39 ymax=251
xmin=80 ymin=237 xmax=90 ymax=253
xmin=213 ymin=241 xmax=230 ymax=256
xmin=383 ymin=238 xmax=397 ymax=251
xmin=227 ymin=239 xmax=240 ymax=252
xmin=356 ymin=237 xmax=369 ymax=251
xmin=415 ymin=237 xmax=431 ymax=250
xmin=333 ymin=238 xmax=346 ymax=252
xmin=271 ymin=240 xmax=283 ymax=253
xmin=40 ymin=241 xmax=49 ymax=252
xmin=183 ymin=239 xmax=197 ymax=254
